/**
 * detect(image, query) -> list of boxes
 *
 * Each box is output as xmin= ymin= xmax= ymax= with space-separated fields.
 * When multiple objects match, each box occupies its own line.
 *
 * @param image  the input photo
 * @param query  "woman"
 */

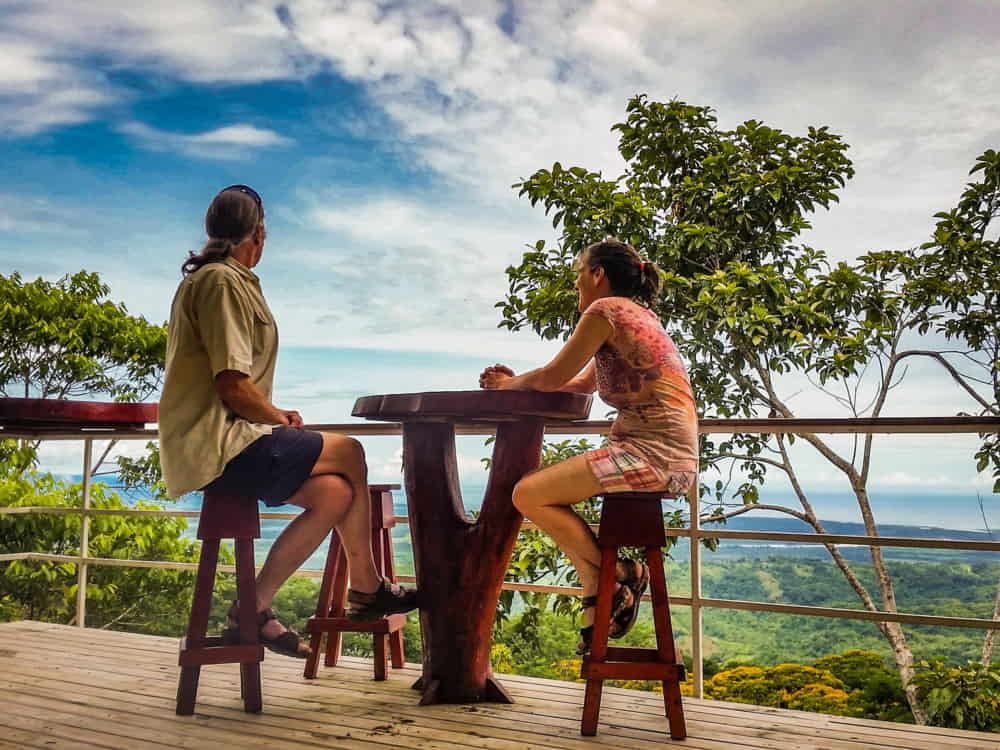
xmin=480 ymin=239 xmax=697 ymax=653
xmin=159 ymin=185 xmax=417 ymax=658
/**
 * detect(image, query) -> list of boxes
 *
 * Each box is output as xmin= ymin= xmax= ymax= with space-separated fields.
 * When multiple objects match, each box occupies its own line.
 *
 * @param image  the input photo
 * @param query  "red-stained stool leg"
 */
xmin=324 ymin=545 xmax=349 ymax=668
xmin=175 ymin=538 xmax=219 ymax=715
xmin=305 ymin=530 xmax=345 ymax=678
xmin=177 ymin=491 xmax=263 ymax=715
xmin=235 ymin=537 xmax=262 ymax=713
xmin=383 ymin=523 xmax=406 ymax=669
xmin=305 ymin=485 xmax=406 ymax=681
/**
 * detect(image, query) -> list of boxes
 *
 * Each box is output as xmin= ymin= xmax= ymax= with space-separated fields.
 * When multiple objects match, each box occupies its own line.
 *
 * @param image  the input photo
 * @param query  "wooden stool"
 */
xmin=580 ymin=492 xmax=687 ymax=739
xmin=304 ymin=484 xmax=406 ymax=680
xmin=176 ymin=491 xmax=264 ymax=715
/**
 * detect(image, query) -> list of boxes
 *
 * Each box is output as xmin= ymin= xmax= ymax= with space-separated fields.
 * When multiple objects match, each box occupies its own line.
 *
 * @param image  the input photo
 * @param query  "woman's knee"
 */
xmin=512 ymin=478 xmax=540 ymax=514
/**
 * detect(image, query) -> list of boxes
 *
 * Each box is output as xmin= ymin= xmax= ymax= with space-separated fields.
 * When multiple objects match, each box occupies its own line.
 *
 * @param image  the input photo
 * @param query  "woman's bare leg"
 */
xmin=512 ymin=454 xmax=607 ymax=626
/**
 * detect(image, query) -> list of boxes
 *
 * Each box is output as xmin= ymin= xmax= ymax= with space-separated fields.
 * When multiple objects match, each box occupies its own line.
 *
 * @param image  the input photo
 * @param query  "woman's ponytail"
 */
xmin=635 ymin=259 xmax=662 ymax=308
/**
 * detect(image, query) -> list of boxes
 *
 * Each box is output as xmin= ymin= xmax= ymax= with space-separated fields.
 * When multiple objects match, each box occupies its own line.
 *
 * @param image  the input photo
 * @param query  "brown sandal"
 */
xmin=576 ymin=587 xmax=632 ymax=655
xmin=222 ymin=603 xmax=310 ymax=659
xmin=613 ymin=558 xmax=649 ymax=638
xmin=347 ymin=577 xmax=418 ymax=622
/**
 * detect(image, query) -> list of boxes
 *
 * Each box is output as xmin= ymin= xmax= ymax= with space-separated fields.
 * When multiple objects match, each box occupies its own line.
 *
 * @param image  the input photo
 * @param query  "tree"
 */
xmin=0 ymin=271 xmax=165 ymax=403
xmin=0 ymin=269 xmax=167 ymax=480
xmin=814 ymin=649 xmax=909 ymax=721
xmin=866 ymin=151 xmax=1000 ymax=666
xmin=0 ymin=468 xmax=207 ymax=632
xmin=497 ymin=94 xmax=996 ymax=723
xmin=0 ymin=270 xmax=190 ymax=632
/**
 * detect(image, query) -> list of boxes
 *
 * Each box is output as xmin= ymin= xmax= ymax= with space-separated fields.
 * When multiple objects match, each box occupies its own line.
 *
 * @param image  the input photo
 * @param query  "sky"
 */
xmin=2 ymin=1 xmax=998 ymax=524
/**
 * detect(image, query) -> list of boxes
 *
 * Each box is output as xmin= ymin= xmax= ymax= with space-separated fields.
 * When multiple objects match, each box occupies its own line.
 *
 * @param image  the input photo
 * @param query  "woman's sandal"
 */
xmin=576 ymin=587 xmax=634 ymax=655
xmin=347 ymin=577 xmax=418 ymax=622
xmin=222 ymin=602 xmax=310 ymax=659
xmin=612 ymin=557 xmax=650 ymax=638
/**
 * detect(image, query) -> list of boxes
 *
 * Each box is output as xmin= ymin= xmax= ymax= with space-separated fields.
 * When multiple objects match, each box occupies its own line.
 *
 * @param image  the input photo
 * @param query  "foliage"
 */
xmin=913 ymin=660 xmax=1000 ymax=732
xmin=115 ymin=441 xmax=170 ymax=503
xmin=706 ymin=663 xmax=854 ymax=715
xmin=867 ymin=149 xmax=1000 ymax=492
xmin=0 ymin=468 xmax=207 ymax=633
xmin=0 ymin=270 xmax=166 ymax=402
xmin=813 ymin=650 xmax=910 ymax=721
xmin=0 ymin=269 xmax=188 ymax=633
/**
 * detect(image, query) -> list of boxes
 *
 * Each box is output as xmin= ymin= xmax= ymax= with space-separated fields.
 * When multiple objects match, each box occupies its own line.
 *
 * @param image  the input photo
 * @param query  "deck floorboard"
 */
xmin=2 ymin=621 xmax=997 ymax=749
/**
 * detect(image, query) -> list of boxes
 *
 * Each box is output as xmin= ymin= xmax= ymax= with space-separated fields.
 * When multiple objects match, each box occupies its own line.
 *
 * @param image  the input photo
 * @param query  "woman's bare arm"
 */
xmin=560 ymin=361 xmax=598 ymax=394
xmin=490 ymin=314 xmax=610 ymax=392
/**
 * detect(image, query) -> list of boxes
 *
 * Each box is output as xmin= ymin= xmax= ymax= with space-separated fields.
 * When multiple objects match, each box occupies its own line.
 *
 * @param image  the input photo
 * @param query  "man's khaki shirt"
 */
xmin=159 ymin=257 xmax=278 ymax=498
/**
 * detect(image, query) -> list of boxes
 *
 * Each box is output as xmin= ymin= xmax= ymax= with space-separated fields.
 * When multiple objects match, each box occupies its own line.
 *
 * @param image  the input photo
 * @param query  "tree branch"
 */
xmin=894 ymin=350 xmax=995 ymax=414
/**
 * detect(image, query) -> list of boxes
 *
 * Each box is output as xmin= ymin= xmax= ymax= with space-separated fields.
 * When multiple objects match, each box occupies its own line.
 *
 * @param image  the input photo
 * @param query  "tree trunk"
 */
xmin=981 ymin=574 xmax=1000 ymax=665
xmin=853 ymin=484 xmax=928 ymax=724
xmin=403 ymin=419 xmax=543 ymax=704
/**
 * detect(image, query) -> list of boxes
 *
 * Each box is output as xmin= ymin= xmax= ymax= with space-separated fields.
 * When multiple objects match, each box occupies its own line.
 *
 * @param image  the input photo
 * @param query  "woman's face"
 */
xmin=574 ymin=252 xmax=604 ymax=311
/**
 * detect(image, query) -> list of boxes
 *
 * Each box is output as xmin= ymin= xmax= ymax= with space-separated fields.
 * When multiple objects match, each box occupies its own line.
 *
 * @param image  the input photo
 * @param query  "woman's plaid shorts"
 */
xmin=585 ymin=444 xmax=694 ymax=496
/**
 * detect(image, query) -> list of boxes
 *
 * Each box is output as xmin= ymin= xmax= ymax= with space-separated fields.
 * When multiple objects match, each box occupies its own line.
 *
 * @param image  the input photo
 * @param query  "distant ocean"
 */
xmin=116 ymin=480 xmax=995 ymax=572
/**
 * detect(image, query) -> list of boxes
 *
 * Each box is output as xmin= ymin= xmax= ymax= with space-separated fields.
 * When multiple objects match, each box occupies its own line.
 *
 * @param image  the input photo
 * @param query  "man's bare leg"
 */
xmin=310 ymin=433 xmax=381 ymax=594
xmin=247 ymin=432 xmax=403 ymax=644
xmin=251 ymin=473 xmax=353 ymax=643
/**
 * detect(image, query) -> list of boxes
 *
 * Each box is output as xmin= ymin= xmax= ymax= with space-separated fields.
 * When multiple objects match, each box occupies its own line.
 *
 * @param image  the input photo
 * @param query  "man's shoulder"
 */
xmin=189 ymin=261 xmax=240 ymax=284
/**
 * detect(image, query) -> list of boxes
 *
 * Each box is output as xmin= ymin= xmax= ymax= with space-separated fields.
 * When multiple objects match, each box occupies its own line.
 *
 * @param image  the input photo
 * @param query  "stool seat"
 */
xmin=304 ymin=484 xmax=406 ymax=681
xmin=580 ymin=491 xmax=687 ymax=739
xmin=176 ymin=491 xmax=263 ymax=715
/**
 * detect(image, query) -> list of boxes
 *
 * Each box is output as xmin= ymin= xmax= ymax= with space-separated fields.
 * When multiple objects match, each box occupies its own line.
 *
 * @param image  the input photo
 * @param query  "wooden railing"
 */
xmin=3 ymin=415 xmax=1000 ymax=698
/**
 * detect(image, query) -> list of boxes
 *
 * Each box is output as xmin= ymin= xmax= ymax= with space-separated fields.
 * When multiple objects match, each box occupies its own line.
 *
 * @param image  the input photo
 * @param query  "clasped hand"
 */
xmin=479 ymin=363 xmax=514 ymax=389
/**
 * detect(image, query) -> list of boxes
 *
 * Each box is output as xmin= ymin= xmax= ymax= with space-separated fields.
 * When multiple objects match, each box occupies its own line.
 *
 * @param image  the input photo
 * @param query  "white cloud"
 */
xmin=118 ymin=121 xmax=292 ymax=160
xmin=5 ymin=1 xmax=997 ymax=258
xmin=0 ymin=36 xmax=115 ymax=135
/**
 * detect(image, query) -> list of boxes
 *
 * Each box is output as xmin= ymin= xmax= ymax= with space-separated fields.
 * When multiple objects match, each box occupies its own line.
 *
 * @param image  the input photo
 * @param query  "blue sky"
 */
xmin=3 ymin=1 xmax=999 ymax=518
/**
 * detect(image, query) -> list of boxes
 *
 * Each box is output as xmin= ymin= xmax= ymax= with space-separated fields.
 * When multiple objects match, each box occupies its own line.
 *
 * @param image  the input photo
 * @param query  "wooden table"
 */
xmin=352 ymin=389 xmax=592 ymax=705
xmin=0 ymin=397 xmax=157 ymax=432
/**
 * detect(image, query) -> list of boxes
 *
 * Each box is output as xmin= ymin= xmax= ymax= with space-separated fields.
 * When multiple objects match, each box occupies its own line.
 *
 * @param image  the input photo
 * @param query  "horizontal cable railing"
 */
xmin=3 ymin=415 xmax=1000 ymax=698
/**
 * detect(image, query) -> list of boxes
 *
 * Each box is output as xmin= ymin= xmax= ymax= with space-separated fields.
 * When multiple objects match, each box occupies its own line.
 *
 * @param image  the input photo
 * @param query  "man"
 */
xmin=159 ymin=185 xmax=416 ymax=658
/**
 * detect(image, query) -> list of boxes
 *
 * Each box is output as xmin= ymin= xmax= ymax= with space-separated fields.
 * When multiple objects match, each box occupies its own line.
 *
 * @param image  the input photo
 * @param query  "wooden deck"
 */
xmin=1 ymin=620 xmax=997 ymax=750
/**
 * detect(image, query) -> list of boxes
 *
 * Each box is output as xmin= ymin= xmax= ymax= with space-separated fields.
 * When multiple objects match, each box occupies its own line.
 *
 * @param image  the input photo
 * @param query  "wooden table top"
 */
xmin=352 ymin=390 xmax=593 ymax=423
xmin=0 ymin=397 xmax=157 ymax=429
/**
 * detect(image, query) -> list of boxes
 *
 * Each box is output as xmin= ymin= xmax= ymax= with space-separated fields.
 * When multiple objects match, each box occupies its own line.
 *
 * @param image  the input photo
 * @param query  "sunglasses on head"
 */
xmin=219 ymin=184 xmax=263 ymax=212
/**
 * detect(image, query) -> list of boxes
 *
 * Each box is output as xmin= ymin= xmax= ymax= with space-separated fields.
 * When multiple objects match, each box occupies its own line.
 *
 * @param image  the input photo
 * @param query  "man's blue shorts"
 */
xmin=201 ymin=427 xmax=324 ymax=507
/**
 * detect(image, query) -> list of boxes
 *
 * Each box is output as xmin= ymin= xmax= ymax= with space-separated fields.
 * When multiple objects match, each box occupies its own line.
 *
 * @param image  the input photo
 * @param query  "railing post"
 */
xmin=76 ymin=438 xmax=93 ymax=628
xmin=688 ymin=477 xmax=703 ymax=698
